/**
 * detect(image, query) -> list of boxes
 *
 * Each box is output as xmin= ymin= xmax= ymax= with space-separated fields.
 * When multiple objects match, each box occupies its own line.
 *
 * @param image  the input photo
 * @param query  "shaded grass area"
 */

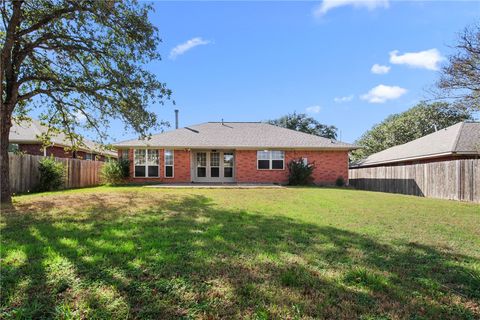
xmin=1 ymin=187 xmax=479 ymax=319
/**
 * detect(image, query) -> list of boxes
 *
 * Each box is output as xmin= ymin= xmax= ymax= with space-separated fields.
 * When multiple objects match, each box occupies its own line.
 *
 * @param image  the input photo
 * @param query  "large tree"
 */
xmin=437 ymin=23 xmax=480 ymax=111
xmin=1 ymin=0 xmax=170 ymax=205
xmin=268 ymin=112 xmax=338 ymax=139
xmin=351 ymin=102 xmax=474 ymax=162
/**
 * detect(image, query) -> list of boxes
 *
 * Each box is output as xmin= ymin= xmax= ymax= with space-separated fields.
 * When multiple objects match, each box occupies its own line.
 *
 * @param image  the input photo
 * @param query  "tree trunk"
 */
xmin=0 ymin=109 xmax=12 ymax=206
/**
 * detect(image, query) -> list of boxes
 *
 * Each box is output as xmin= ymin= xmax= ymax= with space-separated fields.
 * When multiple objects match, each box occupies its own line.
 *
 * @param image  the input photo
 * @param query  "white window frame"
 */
xmin=257 ymin=150 xmax=285 ymax=170
xmin=223 ymin=152 xmax=234 ymax=178
xmin=164 ymin=149 xmax=174 ymax=178
xmin=134 ymin=149 xmax=159 ymax=178
xmin=120 ymin=149 xmax=129 ymax=160
xmin=210 ymin=152 xmax=220 ymax=177
xmin=196 ymin=152 xmax=207 ymax=178
xmin=85 ymin=153 xmax=93 ymax=161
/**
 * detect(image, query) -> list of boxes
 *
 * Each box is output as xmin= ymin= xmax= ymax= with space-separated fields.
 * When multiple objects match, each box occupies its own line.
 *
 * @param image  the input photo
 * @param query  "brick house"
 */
xmin=114 ymin=122 xmax=356 ymax=184
xmin=9 ymin=120 xmax=117 ymax=161
xmin=350 ymin=121 xmax=480 ymax=169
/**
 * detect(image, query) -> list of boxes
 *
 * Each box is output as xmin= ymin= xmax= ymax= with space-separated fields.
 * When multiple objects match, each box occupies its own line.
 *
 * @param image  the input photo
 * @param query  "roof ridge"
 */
xmin=451 ymin=121 xmax=465 ymax=152
xmin=265 ymin=122 xmax=346 ymax=144
xmin=207 ymin=121 xmax=261 ymax=123
xmin=29 ymin=119 xmax=43 ymax=136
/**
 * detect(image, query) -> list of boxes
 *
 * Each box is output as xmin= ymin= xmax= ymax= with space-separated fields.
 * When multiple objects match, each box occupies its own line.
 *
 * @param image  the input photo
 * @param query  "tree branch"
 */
xmin=17 ymin=5 xmax=79 ymax=37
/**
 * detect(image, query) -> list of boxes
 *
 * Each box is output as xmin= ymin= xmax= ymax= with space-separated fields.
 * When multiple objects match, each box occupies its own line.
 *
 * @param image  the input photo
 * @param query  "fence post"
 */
xmin=348 ymin=159 xmax=479 ymax=203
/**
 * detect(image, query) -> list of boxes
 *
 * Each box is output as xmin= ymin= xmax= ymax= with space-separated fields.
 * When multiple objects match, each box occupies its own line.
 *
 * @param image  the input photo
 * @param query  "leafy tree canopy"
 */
xmin=267 ymin=112 xmax=338 ymax=139
xmin=1 ymin=0 xmax=170 ymax=204
xmin=1 ymin=0 xmax=171 ymax=144
xmin=351 ymin=102 xmax=474 ymax=162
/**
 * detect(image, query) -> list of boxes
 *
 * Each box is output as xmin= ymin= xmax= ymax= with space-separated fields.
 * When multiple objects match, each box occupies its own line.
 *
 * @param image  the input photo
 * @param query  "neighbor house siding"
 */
xmin=17 ymin=143 xmax=106 ymax=161
xmin=235 ymin=150 xmax=348 ymax=185
xmin=123 ymin=148 xmax=191 ymax=183
xmin=354 ymin=154 xmax=480 ymax=169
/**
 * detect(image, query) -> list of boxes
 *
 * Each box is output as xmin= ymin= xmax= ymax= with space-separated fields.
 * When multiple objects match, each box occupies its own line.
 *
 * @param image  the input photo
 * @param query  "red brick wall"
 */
xmin=18 ymin=143 xmax=106 ymax=161
xmin=121 ymin=148 xmax=191 ymax=183
xmin=120 ymin=148 xmax=349 ymax=185
xmin=236 ymin=150 xmax=349 ymax=185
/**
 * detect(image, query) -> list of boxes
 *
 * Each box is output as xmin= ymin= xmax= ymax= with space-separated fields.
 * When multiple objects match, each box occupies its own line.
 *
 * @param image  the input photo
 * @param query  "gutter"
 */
xmin=9 ymin=140 xmax=117 ymax=157
xmin=112 ymin=145 xmax=358 ymax=151
xmin=349 ymin=151 xmax=480 ymax=168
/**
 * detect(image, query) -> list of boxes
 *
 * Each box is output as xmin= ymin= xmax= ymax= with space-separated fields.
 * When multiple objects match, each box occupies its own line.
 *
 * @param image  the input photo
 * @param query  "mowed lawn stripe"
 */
xmin=1 ymin=187 xmax=479 ymax=319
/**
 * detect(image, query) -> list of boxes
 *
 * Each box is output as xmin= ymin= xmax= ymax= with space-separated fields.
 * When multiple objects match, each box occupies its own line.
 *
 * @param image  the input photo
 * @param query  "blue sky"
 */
xmin=100 ymin=1 xmax=480 ymax=143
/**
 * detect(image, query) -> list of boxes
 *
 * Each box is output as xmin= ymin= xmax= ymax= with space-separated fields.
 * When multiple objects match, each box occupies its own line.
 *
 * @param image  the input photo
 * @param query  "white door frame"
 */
xmin=191 ymin=150 xmax=235 ymax=183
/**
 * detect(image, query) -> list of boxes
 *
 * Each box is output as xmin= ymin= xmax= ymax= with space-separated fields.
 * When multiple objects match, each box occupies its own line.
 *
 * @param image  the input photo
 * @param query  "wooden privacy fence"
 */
xmin=8 ymin=153 xmax=104 ymax=194
xmin=349 ymin=159 xmax=480 ymax=203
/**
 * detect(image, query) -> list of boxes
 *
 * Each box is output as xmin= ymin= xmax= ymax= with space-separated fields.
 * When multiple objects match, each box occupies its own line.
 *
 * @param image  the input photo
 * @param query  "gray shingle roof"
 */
xmin=9 ymin=120 xmax=117 ymax=157
xmin=114 ymin=122 xmax=357 ymax=150
xmin=352 ymin=121 xmax=480 ymax=167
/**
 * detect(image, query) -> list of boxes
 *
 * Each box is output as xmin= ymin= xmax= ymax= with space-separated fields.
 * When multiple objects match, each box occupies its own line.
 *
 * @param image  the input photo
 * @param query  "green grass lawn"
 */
xmin=1 ymin=187 xmax=479 ymax=319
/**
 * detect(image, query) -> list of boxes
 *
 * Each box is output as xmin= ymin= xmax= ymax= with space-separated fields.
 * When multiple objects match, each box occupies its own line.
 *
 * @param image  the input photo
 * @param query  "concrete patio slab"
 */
xmin=145 ymin=183 xmax=284 ymax=189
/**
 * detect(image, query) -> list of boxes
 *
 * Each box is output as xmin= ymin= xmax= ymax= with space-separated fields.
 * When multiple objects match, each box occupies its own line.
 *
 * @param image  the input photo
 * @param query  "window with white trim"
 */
xmin=164 ymin=150 xmax=174 ymax=178
xmin=223 ymin=152 xmax=234 ymax=177
xmin=120 ymin=149 xmax=129 ymax=160
xmin=257 ymin=150 xmax=285 ymax=170
xmin=210 ymin=152 xmax=220 ymax=177
xmin=134 ymin=149 xmax=159 ymax=177
xmin=196 ymin=152 xmax=207 ymax=177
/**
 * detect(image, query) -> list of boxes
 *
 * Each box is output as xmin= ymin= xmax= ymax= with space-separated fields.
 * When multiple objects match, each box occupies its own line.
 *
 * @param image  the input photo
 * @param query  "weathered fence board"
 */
xmin=349 ymin=159 xmax=480 ymax=203
xmin=8 ymin=153 xmax=103 ymax=193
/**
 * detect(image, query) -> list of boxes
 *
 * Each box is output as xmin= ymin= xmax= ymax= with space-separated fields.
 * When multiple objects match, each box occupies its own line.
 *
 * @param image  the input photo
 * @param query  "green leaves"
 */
xmin=351 ymin=102 xmax=474 ymax=162
xmin=36 ymin=157 xmax=65 ymax=192
xmin=101 ymin=159 xmax=129 ymax=185
xmin=267 ymin=112 xmax=338 ymax=139
xmin=2 ymin=0 xmax=171 ymax=145
xmin=287 ymin=158 xmax=316 ymax=185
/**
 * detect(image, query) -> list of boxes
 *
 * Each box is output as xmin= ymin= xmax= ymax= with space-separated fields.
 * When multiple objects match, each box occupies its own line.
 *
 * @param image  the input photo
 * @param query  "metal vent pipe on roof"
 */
xmin=174 ymin=109 xmax=179 ymax=129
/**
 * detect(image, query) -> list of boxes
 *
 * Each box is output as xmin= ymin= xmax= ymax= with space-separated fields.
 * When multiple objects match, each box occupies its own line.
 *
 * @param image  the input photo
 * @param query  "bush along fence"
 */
xmin=8 ymin=153 xmax=103 ymax=194
xmin=349 ymin=159 xmax=480 ymax=203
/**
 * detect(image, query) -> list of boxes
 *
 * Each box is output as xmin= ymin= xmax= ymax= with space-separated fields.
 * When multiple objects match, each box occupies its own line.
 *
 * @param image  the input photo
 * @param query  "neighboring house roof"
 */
xmin=352 ymin=121 xmax=480 ymax=167
xmin=114 ymin=122 xmax=357 ymax=150
xmin=9 ymin=119 xmax=117 ymax=157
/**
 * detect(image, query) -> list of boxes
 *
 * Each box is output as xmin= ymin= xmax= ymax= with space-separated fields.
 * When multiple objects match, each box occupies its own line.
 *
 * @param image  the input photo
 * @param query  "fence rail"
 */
xmin=349 ymin=159 xmax=480 ymax=203
xmin=8 ymin=153 xmax=104 ymax=194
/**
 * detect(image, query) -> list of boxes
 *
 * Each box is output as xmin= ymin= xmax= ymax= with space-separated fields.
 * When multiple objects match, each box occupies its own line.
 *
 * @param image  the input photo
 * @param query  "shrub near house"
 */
xmin=101 ymin=159 xmax=130 ymax=185
xmin=287 ymin=158 xmax=316 ymax=185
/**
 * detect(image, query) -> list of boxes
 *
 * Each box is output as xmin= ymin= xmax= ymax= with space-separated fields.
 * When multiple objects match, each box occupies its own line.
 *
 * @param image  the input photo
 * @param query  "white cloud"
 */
xmin=389 ymin=49 xmax=444 ymax=71
xmin=334 ymin=95 xmax=354 ymax=103
xmin=169 ymin=37 xmax=211 ymax=59
xmin=360 ymin=84 xmax=407 ymax=103
xmin=73 ymin=110 xmax=86 ymax=123
xmin=371 ymin=64 xmax=390 ymax=74
xmin=313 ymin=0 xmax=389 ymax=17
xmin=306 ymin=105 xmax=321 ymax=113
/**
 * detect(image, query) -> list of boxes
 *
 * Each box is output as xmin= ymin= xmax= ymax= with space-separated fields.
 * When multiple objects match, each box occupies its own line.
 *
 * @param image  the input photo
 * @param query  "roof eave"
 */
xmin=9 ymin=139 xmax=117 ymax=157
xmin=113 ymin=144 xmax=356 ymax=151
xmin=350 ymin=151 xmax=458 ymax=167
